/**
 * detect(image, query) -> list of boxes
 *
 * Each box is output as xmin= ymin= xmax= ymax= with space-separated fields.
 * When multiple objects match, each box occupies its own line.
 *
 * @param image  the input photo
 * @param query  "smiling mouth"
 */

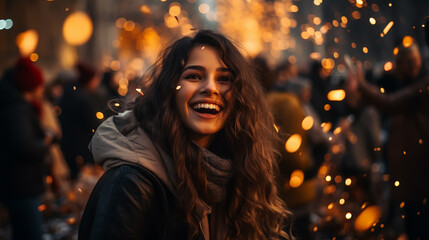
xmin=191 ymin=103 xmax=222 ymax=115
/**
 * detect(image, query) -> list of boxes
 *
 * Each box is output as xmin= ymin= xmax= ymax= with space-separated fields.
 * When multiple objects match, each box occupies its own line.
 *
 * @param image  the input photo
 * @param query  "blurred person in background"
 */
xmin=78 ymin=30 xmax=293 ymax=240
xmin=347 ymin=39 xmax=429 ymax=239
xmin=0 ymin=57 xmax=55 ymax=240
xmin=59 ymin=62 xmax=104 ymax=181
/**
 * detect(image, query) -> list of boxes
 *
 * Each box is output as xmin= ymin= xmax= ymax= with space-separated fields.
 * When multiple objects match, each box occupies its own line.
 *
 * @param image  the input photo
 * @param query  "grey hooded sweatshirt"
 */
xmin=87 ymin=110 xmax=217 ymax=240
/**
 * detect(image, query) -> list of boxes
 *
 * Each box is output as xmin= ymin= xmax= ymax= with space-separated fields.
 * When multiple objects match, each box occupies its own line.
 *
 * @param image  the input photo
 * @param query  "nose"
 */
xmin=200 ymin=74 xmax=219 ymax=95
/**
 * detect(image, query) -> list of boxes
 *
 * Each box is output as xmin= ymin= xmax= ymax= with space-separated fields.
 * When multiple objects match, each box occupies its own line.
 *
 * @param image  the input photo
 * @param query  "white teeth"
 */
xmin=193 ymin=103 xmax=220 ymax=111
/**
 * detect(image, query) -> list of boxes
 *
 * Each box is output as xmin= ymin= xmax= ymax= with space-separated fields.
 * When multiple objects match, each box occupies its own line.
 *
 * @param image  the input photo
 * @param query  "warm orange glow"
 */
xmin=354 ymin=206 xmax=381 ymax=232
xmin=123 ymin=21 xmax=135 ymax=32
xmin=339 ymin=198 xmax=345 ymax=205
xmin=110 ymin=60 xmax=121 ymax=71
xmin=66 ymin=217 xmax=76 ymax=225
xmin=325 ymin=175 xmax=332 ymax=182
xmin=96 ymin=112 xmax=104 ymax=120
xmin=393 ymin=47 xmax=399 ymax=55
xmin=384 ymin=61 xmax=393 ymax=72
xmin=45 ymin=176 xmax=53 ymax=184
xmin=285 ymin=134 xmax=302 ymax=153
xmin=289 ymin=5 xmax=299 ymax=12
xmin=38 ymin=204 xmax=47 ymax=212
xmin=327 ymin=89 xmax=346 ymax=101
xmin=394 ymin=181 xmax=400 ymax=187
xmin=63 ymin=12 xmax=93 ymax=46
xmin=321 ymin=58 xmax=335 ymax=70
xmin=382 ymin=21 xmax=394 ymax=35
xmin=302 ymin=116 xmax=314 ymax=130
xmin=333 ymin=127 xmax=342 ymax=135
xmin=16 ymin=29 xmax=39 ymax=57
xmin=165 ymin=14 xmax=179 ymax=28
xmin=169 ymin=3 xmax=181 ymax=16
xmin=345 ymin=178 xmax=352 ymax=186
xmin=30 ymin=53 xmax=39 ymax=62
xmin=321 ymin=122 xmax=332 ymax=132
xmin=369 ymin=17 xmax=376 ymax=25
xmin=402 ymin=36 xmax=414 ymax=48
xmin=140 ymin=5 xmax=151 ymax=15
xmin=345 ymin=212 xmax=352 ymax=219
xmin=328 ymin=203 xmax=334 ymax=209
xmin=362 ymin=47 xmax=368 ymax=53
xmin=274 ymin=124 xmax=279 ymax=133
xmin=289 ymin=170 xmax=304 ymax=188
xmin=313 ymin=17 xmax=321 ymax=25
xmin=352 ymin=11 xmax=361 ymax=19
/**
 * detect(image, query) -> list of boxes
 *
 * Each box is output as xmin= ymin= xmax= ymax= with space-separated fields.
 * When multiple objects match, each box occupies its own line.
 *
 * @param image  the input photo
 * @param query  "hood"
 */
xmin=89 ymin=110 xmax=178 ymax=194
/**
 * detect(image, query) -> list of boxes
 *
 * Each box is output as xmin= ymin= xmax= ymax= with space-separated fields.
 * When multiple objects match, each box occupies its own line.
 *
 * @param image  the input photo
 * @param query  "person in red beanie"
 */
xmin=0 ymin=57 xmax=55 ymax=240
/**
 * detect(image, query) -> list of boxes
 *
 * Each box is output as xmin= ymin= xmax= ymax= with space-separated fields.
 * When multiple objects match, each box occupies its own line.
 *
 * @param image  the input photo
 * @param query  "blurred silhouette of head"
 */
xmin=395 ymin=42 xmax=422 ymax=81
xmin=13 ymin=57 xmax=44 ymax=93
xmin=76 ymin=62 xmax=100 ymax=90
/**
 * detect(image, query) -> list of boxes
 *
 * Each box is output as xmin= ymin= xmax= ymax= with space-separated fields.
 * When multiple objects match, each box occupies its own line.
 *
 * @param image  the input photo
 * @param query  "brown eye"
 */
xmin=185 ymin=74 xmax=202 ymax=80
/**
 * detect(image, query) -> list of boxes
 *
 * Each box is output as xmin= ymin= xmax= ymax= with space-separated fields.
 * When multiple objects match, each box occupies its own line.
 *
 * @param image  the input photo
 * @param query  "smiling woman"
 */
xmin=79 ymin=30 xmax=294 ymax=240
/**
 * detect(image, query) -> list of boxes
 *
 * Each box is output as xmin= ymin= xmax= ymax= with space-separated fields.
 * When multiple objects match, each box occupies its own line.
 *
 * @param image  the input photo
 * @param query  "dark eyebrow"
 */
xmin=182 ymin=65 xmax=232 ymax=73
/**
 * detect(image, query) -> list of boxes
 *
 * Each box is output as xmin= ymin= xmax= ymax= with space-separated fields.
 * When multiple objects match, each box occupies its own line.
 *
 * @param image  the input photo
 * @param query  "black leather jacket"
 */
xmin=78 ymin=164 xmax=189 ymax=240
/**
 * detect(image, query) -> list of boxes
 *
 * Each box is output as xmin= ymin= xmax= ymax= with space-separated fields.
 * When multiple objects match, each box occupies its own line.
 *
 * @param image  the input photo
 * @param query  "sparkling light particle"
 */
xmin=382 ymin=21 xmax=394 ymax=36
xmin=328 ymin=203 xmax=334 ymax=209
xmin=289 ymin=170 xmax=305 ymax=188
xmin=384 ymin=61 xmax=393 ymax=72
xmin=30 ymin=53 xmax=39 ymax=62
xmin=63 ymin=11 xmax=93 ymax=46
xmin=380 ymin=88 xmax=385 ymax=93
xmin=16 ymin=29 xmax=39 ymax=56
xmin=345 ymin=178 xmax=352 ymax=186
xmin=285 ymin=134 xmax=302 ymax=153
xmin=345 ymin=212 xmax=352 ymax=219
xmin=402 ymin=36 xmax=414 ymax=48
xmin=96 ymin=112 xmax=104 ymax=120
xmin=325 ymin=175 xmax=332 ymax=182
xmin=363 ymin=47 xmax=368 ymax=53
xmin=369 ymin=17 xmax=376 ymax=25
xmin=327 ymin=89 xmax=346 ymax=101
xmin=339 ymin=198 xmax=345 ymax=205
xmin=394 ymin=181 xmax=400 ymax=187
xmin=354 ymin=206 xmax=382 ymax=231
xmin=302 ymin=116 xmax=314 ymax=130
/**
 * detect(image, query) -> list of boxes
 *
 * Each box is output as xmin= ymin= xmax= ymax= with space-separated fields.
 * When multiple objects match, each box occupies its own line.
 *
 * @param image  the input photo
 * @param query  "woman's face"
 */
xmin=175 ymin=45 xmax=233 ymax=147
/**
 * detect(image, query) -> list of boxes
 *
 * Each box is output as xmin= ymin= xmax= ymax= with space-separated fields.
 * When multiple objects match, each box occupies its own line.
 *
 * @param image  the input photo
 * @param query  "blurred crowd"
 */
xmin=0 ymin=29 xmax=428 ymax=240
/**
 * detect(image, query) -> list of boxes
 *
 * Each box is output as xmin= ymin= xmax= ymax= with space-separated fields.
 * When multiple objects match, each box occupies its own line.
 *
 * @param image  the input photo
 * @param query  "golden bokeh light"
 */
xmin=285 ymin=134 xmax=302 ymax=153
xmin=327 ymin=89 xmax=346 ymax=101
xmin=382 ymin=21 xmax=394 ymax=36
xmin=321 ymin=58 xmax=335 ymax=70
xmin=63 ymin=11 xmax=93 ymax=46
xmin=402 ymin=36 xmax=414 ymax=48
xmin=16 ymin=29 xmax=39 ymax=57
xmin=339 ymin=198 xmax=345 ymax=205
xmin=325 ymin=175 xmax=332 ymax=182
xmin=369 ymin=17 xmax=376 ymax=25
xmin=30 ymin=53 xmax=39 ymax=62
xmin=384 ymin=61 xmax=393 ymax=72
xmin=362 ymin=47 xmax=368 ymax=53
xmin=354 ymin=206 xmax=381 ymax=232
xmin=302 ymin=116 xmax=314 ymax=130
xmin=289 ymin=169 xmax=304 ymax=188
xmin=393 ymin=47 xmax=399 ymax=55
xmin=345 ymin=178 xmax=352 ymax=186
xmin=169 ymin=3 xmax=181 ymax=16
xmin=96 ymin=112 xmax=104 ymax=120
xmin=328 ymin=203 xmax=334 ymax=209
xmin=394 ymin=181 xmax=400 ymax=187
xmin=345 ymin=212 xmax=352 ymax=219
xmin=140 ymin=5 xmax=151 ymax=15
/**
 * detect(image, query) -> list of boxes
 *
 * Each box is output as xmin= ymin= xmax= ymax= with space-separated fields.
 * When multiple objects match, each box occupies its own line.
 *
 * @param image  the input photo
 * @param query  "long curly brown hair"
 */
xmin=134 ymin=30 xmax=293 ymax=239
